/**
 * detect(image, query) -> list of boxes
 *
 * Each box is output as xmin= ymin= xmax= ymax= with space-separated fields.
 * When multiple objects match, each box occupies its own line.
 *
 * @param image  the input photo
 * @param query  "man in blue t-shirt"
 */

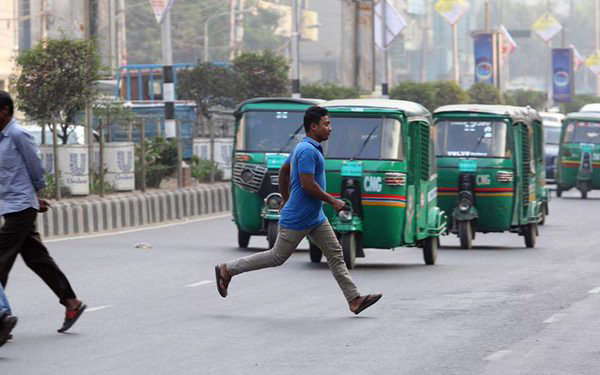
xmin=216 ymin=106 xmax=382 ymax=315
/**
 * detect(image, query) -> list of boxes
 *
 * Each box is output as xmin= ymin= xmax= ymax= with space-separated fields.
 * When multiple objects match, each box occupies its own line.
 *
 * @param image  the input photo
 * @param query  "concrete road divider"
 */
xmin=0 ymin=184 xmax=231 ymax=239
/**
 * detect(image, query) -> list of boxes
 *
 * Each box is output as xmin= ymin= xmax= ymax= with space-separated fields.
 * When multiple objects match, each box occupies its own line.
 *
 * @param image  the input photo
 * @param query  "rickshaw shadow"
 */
xmin=232 ymin=247 xmax=311 ymax=253
xmin=440 ymin=244 xmax=533 ymax=251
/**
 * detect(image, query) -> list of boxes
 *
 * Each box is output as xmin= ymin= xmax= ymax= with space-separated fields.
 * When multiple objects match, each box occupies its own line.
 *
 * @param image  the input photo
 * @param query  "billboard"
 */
xmin=474 ymin=33 xmax=496 ymax=85
xmin=552 ymin=48 xmax=574 ymax=103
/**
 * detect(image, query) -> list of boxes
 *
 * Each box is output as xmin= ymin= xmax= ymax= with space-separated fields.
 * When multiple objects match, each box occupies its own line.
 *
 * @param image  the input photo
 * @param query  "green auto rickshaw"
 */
xmin=556 ymin=112 xmax=600 ymax=199
xmin=232 ymin=97 xmax=324 ymax=248
xmin=310 ymin=99 xmax=447 ymax=269
xmin=434 ymin=105 xmax=547 ymax=249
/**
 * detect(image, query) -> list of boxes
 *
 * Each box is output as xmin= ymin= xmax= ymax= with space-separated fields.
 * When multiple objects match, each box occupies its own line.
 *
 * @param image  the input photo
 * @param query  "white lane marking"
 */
xmin=47 ymin=213 xmax=231 ymax=243
xmin=86 ymin=305 xmax=115 ymax=312
xmin=543 ymin=313 xmax=566 ymax=324
xmin=186 ymin=280 xmax=214 ymax=288
xmin=588 ymin=287 xmax=600 ymax=294
xmin=484 ymin=350 xmax=512 ymax=361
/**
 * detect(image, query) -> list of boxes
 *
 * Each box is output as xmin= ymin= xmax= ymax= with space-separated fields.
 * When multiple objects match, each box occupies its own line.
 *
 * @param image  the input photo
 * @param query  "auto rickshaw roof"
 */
xmin=234 ymin=97 xmax=325 ymax=118
xmin=565 ymin=112 xmax=600 ymax=121
xmin=322 ymin=99 xmax=431 ymax=119
xmin=434 ymin=104 xmax=541 ymax=123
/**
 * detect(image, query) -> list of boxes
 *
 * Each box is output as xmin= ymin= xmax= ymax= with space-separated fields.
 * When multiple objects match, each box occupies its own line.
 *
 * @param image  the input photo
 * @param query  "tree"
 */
xmin=560 ymin=94 xmax=600 ymax=114
xmin=468 ymin=83 xmax=503 ymax=105
xmin=504 ymin=89 xmax=547 ymax=110
xmin=300 ymin=82 xmax=360 ymax=100
xmin=389 ymin=82 xmax=436 ymax=111
xmin=232 ymin=50 xmax=290 ymax=102
xmin=14 ymin=37 xmax=101 ymax=144
xmin=432 ymin=81 xmax=469 ymax=110
xmin=242 ymin=4 xmax=287 ymax=53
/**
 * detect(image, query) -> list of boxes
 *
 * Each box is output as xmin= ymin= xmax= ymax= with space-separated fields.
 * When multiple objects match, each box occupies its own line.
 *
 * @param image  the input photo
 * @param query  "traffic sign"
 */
xmin=434 ymin=0 xmax=470 ymax=25
xmin=532 ymin=13 xmax=562 ymax=43
xmin=586 ymin=51 xmax=600 ymax=75
xmin=148 ymin=0 xmax=176 ymax=24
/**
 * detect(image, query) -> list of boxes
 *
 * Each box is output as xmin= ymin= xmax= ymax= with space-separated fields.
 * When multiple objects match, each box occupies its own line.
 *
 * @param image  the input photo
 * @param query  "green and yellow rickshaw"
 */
xmin=433 ymin=105 xmax=547 ymax=249
xmin=310 ymin=99 xmax=446 ymax=268
xmin=556 ymin=112 xmax=600 ymax=199
xmin=232 ymin=98 xmax=324 ymax=248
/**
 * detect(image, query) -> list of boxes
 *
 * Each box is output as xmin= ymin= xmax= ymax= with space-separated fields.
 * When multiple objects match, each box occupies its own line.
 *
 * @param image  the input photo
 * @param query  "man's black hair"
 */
xmin=303 ymin=106 xmax=328 ymax=133
xmin=0 ymin=91 xmax=14 ymax=116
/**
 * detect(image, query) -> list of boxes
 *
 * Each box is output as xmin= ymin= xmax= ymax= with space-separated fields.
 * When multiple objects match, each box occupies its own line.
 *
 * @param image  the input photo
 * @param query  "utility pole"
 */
xmin=84 ymin=0 xmax=94 ymax=190
xmin=161 ymin=7 xmax=176 ymax=139
xmin=596 ymin=0 xmax=600 ymax=96
xmin=40 ymin=0 xmax=46 ymax=43
xmin=381 ymin=0 xmax=389 ymax=98
xmin=291 ymin=0 xmax=301 ymax=98
xmin=117 ymin=0 xmax=127 ymax=67
xmin=229 ymin=0 xmax=237 ymax=60
xmin=452 ymin=23 xmax=459 ymax=83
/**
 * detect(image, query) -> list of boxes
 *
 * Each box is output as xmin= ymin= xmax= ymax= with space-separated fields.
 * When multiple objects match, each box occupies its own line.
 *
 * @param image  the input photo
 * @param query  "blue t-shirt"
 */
xmin=279 ymin=137 xmax=327 ymax=230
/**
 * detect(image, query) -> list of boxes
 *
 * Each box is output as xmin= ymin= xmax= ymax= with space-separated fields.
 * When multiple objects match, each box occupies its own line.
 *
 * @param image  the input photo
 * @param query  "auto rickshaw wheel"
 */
xmin=556 ymin=187 xmax=562 ymax=197
xmin=341 ymin=232 xmax=357 ymax=269
xmin=238 ymin=230 xmax=251 ymax=248
xmin=524 ymin=223 xmax=537 ymax=248
xmin=581 ymin=189 xmax=588 ymax=199
xmin=458 ymin=221 xmax=472 ymax=250
xmin=423 ymin=236 xmax=438 ymax=265
xmin=309 ymin=242 xmax=323 ymax=263
xmin=267 ymin=221 xmax=278 ymax=249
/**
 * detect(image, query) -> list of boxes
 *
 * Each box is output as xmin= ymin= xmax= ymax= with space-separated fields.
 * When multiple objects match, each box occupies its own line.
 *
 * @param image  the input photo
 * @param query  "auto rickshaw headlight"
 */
xmin=458 ymin=199 xmax=471 ymax=212
xmin=339 ymin=209 xmax=353 ymax=222
xmin=265 ymin=193 xmax=282 ymax=210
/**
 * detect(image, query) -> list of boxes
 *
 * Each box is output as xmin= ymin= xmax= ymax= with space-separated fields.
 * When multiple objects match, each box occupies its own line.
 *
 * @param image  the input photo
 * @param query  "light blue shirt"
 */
xmin=0 ymin=118 xmax=46 ymax=215
xmin=279 ymin=137 xmax=327 ymax=230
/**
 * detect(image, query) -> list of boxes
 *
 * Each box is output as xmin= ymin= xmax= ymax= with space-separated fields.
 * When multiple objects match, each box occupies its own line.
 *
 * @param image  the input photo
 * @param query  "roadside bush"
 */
xmin=39 ymin=172 xmax=71 ymax=199
xmin=431 ymin=81 xmax=469 ymax=110
xmin=300 ymin=83 xmax=360 ymax=100
xmin=189 ymin=156 xmax=223 ymax=182
xmin=560 ymin=94 xmax=600 ymax=114
xmin=134 ymin=136 xmax=178 ymax=189
xmin=504 ymin=89 xmax=547 ymax=110
xmin=389 ymin=82 xmax=436 ymax=111
xmin=468 ymin=83 xmax=503 ymax=105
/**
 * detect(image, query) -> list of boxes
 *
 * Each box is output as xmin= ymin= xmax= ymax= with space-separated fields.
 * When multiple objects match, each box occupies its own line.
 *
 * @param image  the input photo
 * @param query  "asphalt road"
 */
xmin=1 ymin=189 xmax=600 ymax=375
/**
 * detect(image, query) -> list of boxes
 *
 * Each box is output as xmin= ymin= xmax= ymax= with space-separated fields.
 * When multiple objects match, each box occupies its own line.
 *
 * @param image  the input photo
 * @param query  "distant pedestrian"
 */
xmin=0 ymin=91 xmax=86 ymax=333
xmin=215 ymin=106 xmax=382 ymax=315
xmin=0 ymin=284 xmax=17 ymax=347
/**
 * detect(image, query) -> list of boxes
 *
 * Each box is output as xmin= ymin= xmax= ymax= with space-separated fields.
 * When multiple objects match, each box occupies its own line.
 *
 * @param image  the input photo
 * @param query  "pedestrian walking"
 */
xmin=215 ymin=106 xmax=382 ymax=315
xmin=0 ymin=284 xmax=17 ymax=347
xmin=0 ymin=91 xmax=86 ymax=333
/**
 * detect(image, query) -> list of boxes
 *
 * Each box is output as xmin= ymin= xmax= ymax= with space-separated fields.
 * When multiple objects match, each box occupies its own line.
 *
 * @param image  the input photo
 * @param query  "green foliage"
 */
xmin=243 ymin=3 xmax=287 ymax=53
xmin=503 ymin=90 xmax=547 ymax=110
xmin=134 ymin=136 xmax=178 ymax=188
xmin=13 ymin=37 xmax=101 ymax=144
xmin=178 ymin=63 xmax=238 ymax=119
xmin=300 ymin=83 xmax=360 ymax=100
xmin=189 ymin=156 xmax=223 ymax=182
xmin=39 ymin=172 xmax=71 ymax=199
xmin=560 ymin=94 xmax=600 ymax=114
xmin=90 ymin=168 xmax=115 ymax=195
xmin=468 ymin=83 xmax=504 ymax=105
xmin=232 ymin=50 xmax=290 ymax=102
xmin=390 ymin=81 xmax=469 ymax=111
xmin=389 ymin=82 xmax=436 ymax=111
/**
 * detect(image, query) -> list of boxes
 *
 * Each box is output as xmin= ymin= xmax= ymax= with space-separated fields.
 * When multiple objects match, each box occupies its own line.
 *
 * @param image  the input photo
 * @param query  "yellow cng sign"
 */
xmin=532 ymin=13 xmax=562 ymax=43
xmin=587 ymin=51 xmax=600 ymax=75
xmin=434 ymin=0 xmax=470 ymax=25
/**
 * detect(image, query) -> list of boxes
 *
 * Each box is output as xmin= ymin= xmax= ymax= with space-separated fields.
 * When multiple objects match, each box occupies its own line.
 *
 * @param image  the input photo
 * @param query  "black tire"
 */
xmin=267 ymin=221 xmax=278 ymax=249
xmin=458 ymin=221 xmax=472 ymax=250
xmin=544 ymin=201 xmax=549 ymax=216
xmin=539 ymin=208 xmax=545 ymax=226
xmin=238 ymin=230 xmax=250 ymax=248
xmin=581 ymin=189 xmax=588 ymax=199
xmin=423 ymin=236 xmax=438 ymax=265
xmin=556 ymin=187 xmax=562 ymax=197
xmin=524 ymin=223 xmax=537 ymax=248
xmin=341 ymin=232 xmax=357 ymax=269
xmin=309 ymin=242 xmax=323 ymax=263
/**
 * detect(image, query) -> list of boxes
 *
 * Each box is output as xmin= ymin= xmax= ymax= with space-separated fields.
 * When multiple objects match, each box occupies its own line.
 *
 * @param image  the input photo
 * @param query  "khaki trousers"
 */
xmin=226 ymin=220 xmax=360 ymax=303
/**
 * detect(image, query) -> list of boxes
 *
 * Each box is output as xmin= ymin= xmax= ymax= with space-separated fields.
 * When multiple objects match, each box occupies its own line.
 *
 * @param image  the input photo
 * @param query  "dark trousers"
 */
xmin=0 ymin=208 xmax=76 ymax=306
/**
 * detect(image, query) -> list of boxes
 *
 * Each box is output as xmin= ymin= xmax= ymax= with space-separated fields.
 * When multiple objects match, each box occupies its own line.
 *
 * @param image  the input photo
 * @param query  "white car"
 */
xmin=579 ymin=103 xmax=600 ymax=112
xmin=20 ymin=124 xmax=88 ymax=145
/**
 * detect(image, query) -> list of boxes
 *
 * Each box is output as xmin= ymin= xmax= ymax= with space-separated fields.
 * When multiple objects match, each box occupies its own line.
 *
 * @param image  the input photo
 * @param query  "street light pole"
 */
xmin=291 ymin=0 xmax=300 ymax=98
xmin=381 ymin=0 xmax=389 ymax=98
xmin=204 ymin=8 xmax=253 ymax=63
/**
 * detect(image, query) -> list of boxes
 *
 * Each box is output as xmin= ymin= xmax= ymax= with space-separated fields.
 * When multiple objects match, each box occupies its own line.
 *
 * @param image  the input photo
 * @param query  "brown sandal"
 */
xmin=214 ymin=264 xmax=230 ymax=298
xmin=352 ymin=294 xmax=382 ymax=315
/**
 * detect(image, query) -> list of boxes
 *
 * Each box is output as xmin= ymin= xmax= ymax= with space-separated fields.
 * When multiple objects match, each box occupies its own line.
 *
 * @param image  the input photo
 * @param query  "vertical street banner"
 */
xmin=474 ymin=33 xmax=495 ymax=84
xmin=552 ymin=48 xmax=574 ymax=103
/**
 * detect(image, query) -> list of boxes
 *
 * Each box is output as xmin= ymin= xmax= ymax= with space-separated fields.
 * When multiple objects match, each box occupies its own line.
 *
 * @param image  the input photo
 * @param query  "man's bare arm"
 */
xmin=299 ymin=173 xmax=345 ymax=211
xmin=278 ymin=163 xmax=291 ymax=204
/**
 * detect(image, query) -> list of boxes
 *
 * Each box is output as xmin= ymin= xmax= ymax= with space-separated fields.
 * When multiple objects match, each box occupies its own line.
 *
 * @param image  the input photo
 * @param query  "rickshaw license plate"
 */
xmin=581 ymin=143 xmax=595 ymax=153
xmin=459 ymin=159 xmax=477 ymax=173
xmin=341 ymin=161 xmax=363 ymax=177
xmin=266 ymin=154 xmax=288 ymax=169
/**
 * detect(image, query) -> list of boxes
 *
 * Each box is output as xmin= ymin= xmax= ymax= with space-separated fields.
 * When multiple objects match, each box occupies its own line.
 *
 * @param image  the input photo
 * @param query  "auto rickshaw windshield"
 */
xmin=564 ymin=120 xmax=600 ymax=144
xmin=544 ymin=126 xmax=561 ymax=145
xmin=325 ymin=117 xmax=403 ymax=160
xmin=236 ymin=110 xmax=306 ymax=152
xmin=436 ymin=119 xmax=508 ymax=158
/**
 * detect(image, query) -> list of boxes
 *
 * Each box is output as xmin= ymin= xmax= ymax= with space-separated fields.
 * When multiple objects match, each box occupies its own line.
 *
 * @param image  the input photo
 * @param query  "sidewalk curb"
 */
xmin=0 ymin=184 xmax=231 ymax=239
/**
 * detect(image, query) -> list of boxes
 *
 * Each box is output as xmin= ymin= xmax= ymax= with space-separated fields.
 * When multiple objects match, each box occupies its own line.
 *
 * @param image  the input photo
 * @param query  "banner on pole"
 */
xmin=570 ymin=44 xmax=583 ymax=71
xmin=374 ymin=0 xmax=407 ymax=49
xmin=532 ymin=13 xmax=562 ymax=43
xmin=434 ymin=0 xmax=470 ymax=25
xmin=473 ymin=33 xmax=496 ymax=85
xmin=499 ymin=25 xmax=517 ymax=55
xmin=148 ymin=0 xmax=176 ymax=24
xmin=552 ymin=48 xmax=574 ymax=103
